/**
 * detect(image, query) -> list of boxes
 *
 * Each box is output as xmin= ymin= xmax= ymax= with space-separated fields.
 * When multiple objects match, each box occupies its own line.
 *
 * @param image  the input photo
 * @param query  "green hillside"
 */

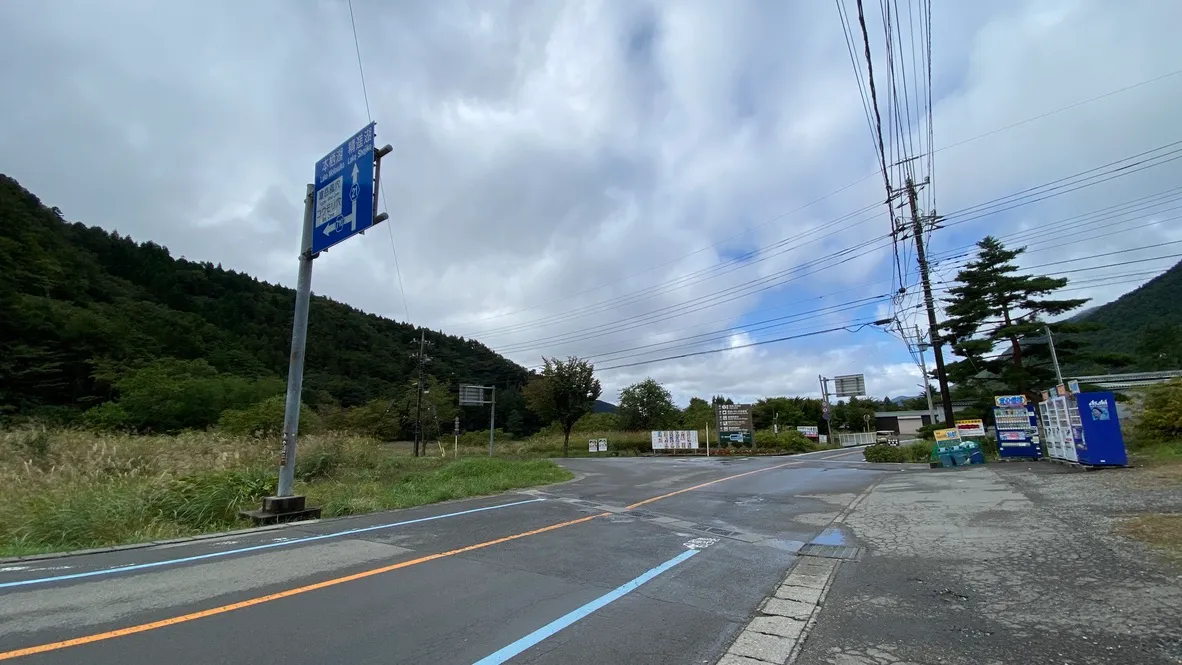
xmin=0 ymin=175 xmax=532 ymax=431
xmin=1069 ymin=259 xmax=1182 ymax=372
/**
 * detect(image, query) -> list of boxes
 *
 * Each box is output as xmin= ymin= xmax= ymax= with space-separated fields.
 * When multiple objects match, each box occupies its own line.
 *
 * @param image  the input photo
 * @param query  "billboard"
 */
xmin=796 ymin=425 xmax=819 ymax=438
xmin=651 ymin=430 xmax=700 ymax=450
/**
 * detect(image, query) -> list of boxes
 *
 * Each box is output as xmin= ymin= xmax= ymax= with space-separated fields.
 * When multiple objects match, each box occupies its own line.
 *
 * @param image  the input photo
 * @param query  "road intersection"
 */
xmin=0 ymin=448 xmax=911 ymax=664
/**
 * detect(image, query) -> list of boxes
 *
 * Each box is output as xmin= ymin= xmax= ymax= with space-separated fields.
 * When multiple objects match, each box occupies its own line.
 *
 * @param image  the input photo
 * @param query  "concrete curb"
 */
xmin=716 ymin=470 xmax=884 ymax=664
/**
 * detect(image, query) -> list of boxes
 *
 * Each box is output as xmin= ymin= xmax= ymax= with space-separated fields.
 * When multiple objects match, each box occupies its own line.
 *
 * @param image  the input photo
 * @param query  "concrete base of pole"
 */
xmin=240 ymin=495 xmax=321 ymax=526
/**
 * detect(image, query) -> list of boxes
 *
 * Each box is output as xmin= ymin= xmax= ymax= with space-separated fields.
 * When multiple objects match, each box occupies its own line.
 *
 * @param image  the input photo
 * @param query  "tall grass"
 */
xmin=0 ymin=428 xmax=569 ymax=556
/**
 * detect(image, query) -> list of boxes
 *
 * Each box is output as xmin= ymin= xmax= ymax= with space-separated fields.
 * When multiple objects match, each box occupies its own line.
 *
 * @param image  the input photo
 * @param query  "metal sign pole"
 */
xmin=277 ymin=184 xmax=316 ymax=498
xmin=489 ymin=386 xmax=496 ymax=457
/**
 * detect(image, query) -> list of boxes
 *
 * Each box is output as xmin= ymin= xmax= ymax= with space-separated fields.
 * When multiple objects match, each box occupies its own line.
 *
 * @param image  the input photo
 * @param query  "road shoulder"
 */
xmin=790 ymin=465 xmax=1182 ymax=665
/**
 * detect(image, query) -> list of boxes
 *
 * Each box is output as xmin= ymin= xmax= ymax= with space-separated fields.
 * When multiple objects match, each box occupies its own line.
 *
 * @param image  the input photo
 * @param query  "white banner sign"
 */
xmin=796 ymin=425 xmax=819 ymax=437
xmin=586 ymin=438 xmax=607 ymax=452
xmin=650 ymin=430 xmax=700 ymax=450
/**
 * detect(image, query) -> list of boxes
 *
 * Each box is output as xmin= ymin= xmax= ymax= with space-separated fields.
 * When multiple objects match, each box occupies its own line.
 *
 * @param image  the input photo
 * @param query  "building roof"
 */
xmin=875 ymin=410 xmax=933 ymax=418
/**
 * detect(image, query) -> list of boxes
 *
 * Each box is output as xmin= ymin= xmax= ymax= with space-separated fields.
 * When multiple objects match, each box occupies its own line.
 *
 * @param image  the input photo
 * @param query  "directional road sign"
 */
xmin=312 ymin=123 xmax=376 ymax=254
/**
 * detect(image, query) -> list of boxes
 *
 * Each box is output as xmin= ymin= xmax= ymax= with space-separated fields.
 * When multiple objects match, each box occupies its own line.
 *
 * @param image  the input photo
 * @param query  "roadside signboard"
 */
xmin=994 ymin=395 xmax=1027 ymax=407
xmin=833 ymin=374 xmax=867 ymax=397
xmin=312 ymin=123 xmax=376 ymax=254
xmin=796 ymin=425 xmax=819 ymax=438
xmin=458 ymin=384 xmax=491 ymax=405
xmin=934 ymin=428 xmax=961 ymax=443
xmin=588 ymin=438 xmax=607 ymax=453
xmin=716 ymin=403 xmax=753 ymax=446
xmin=651 ymin=430 xmax=699 ymax=450
xmin=715 ymin=403 xmax=753 ymax=430
xmin=955 ymin=419 xmax=986 ymax=437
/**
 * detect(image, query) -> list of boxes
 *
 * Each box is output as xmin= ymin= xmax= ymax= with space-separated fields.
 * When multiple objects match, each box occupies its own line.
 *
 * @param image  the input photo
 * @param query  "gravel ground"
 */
xmin=790 ymin=462 xmax=1182 ymax=665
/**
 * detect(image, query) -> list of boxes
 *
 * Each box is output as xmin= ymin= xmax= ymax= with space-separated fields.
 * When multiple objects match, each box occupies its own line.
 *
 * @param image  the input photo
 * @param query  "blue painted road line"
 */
xmin=0 ymin=497 xmax=545 ymax=590
xmin=472 ymin=548 xmax=700 ymax=665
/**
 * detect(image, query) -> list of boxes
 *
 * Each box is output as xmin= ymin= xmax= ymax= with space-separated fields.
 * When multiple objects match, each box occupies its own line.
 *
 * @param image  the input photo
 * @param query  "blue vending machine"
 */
xmin=992 ymin=395 xmax=1041 ymax=459
xmin=1072 ymin=391 xmax=1127 ymax=466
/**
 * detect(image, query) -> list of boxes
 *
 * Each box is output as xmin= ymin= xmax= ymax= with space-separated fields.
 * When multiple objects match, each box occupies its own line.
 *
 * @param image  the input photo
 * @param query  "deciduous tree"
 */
xmin=523 ymin=356 xmax=602 ymax=456
xmin=618 ymin=378 xmax=677 ymax=431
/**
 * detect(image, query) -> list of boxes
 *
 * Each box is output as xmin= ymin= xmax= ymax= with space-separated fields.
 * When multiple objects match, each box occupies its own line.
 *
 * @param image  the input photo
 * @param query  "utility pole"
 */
xmin=1045 ymin=324 xmax=1065 ymax=386
xmin=818 ymin=375 xmax=833 ymax=444
xmin=905 ymin=177 xmax=955 ymax=425
xmin=914 ymin=325 xmax=938 ymax=427
xmin=489 ymin=386 xmax=496 ymax=457
xmin=414 ymin=329 xmax=425 ymax=457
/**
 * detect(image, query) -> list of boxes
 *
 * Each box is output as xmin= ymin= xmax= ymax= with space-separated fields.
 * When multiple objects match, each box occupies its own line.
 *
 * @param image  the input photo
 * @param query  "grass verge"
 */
xmin=0 ymin=428 xmax=571 ymax=557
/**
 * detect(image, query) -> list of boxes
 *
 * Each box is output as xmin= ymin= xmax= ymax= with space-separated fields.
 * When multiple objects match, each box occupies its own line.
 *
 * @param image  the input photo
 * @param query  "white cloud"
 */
xmin=1 ymin=0 xmax=1179 ymax=408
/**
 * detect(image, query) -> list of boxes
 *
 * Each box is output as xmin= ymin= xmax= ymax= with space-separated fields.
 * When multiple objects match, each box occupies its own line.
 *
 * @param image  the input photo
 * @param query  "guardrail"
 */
xmin=1070 ymin=370 xmax=1182 ymax=390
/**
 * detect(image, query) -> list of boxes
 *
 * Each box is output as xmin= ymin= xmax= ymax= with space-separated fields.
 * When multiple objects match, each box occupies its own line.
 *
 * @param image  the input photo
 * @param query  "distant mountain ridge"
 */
xmin=0 ymin=175 xmax=532 ymax=426
xmin=1067 ymin=258 xmax=1182 ymax=372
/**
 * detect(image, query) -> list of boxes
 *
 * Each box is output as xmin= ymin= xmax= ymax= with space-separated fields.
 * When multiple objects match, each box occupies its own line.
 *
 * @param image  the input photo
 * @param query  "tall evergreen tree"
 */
xmin=942 ymin=236 xmax=1089 ymax=401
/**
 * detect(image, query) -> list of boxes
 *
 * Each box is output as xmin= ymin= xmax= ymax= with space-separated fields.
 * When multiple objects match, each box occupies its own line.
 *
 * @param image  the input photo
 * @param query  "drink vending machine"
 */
xmin=991 ymin=395 xmax=1041 ymax=459
xmin=1041 ymin=386 xmax=1127 ymax=467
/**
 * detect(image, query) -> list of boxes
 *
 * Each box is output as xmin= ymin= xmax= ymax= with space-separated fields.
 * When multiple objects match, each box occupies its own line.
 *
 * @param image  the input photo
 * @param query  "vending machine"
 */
xmin=1043 ymin=388 xmax=1078 ymax=463
xmin=992 ymin=395 xmax=1041 ymax=459
xmin=1072 ymin=391 xmax=1127 ymax=466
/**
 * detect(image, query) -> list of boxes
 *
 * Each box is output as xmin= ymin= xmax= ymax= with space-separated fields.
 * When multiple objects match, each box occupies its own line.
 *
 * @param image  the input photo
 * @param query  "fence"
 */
xmin=838 ymin=432 xmax=876 ymax=447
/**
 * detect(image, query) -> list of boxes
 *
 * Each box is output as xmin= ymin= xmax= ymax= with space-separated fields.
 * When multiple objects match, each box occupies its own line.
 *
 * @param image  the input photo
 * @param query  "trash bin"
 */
xmin=932 ymin=441 xmax=984 ymax=468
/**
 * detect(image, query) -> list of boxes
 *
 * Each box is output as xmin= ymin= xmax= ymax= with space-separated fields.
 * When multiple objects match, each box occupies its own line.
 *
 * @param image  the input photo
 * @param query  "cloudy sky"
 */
xmin=2 ymin=0 xmax=1181 ymax=406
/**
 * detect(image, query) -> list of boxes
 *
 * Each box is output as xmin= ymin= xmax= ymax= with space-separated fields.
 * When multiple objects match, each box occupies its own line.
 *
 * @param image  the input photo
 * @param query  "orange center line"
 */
xmin=1 ymin=460 xmax=800 ymax=661
xmin=625 ymin=461 xmax=801 ymax=509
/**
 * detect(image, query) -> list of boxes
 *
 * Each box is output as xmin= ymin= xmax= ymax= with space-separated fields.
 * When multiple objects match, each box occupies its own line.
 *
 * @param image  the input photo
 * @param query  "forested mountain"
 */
xmin=1067 ymin=259 xmax=1182 ymax=373
xmin=0 ymin=175 xmax=530 ymax=425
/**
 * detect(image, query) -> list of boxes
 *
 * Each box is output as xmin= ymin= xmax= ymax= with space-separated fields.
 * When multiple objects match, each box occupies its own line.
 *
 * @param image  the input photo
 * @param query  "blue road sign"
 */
xmin=312 ymin=123 xmax=375 ymax=254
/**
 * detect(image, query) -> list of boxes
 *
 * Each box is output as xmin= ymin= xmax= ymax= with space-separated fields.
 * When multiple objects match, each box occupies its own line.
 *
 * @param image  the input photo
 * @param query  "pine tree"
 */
xmin=942 ymin=236 xmax=1089 ymax=401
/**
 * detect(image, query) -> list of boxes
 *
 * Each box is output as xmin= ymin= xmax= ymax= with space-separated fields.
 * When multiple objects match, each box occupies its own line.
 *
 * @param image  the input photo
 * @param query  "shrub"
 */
xmin=863 ymin=443 xmax=906 ymax=463
xmin=755 ymin=428 xmax=815 ymax=453
xmin=1136 ymin=380 xmax=1182 ymax=442
xmin=218 ymin=395 xmax=321 ymax=437
xmin=901 ymin=441 xmax=934 ymax=463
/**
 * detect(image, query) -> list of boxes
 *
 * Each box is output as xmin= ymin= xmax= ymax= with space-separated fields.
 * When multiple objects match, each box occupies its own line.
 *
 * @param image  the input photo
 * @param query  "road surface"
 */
xmin=0 ymin=448 xmax=898 ymax=664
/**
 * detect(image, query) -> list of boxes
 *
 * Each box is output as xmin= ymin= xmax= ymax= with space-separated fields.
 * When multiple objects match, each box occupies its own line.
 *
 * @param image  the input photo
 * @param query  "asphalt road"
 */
xmin=0 ymin=447 xmax=903 ymax=664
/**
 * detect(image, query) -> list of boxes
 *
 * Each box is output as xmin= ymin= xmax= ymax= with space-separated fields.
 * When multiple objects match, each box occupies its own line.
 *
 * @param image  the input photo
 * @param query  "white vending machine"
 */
xmin=1043 ymin=390 xmax=1079 ymax=462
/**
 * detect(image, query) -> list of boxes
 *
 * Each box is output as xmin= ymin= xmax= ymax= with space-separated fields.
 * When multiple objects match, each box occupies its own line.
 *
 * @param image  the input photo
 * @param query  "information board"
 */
xmin=650 ymin=430 xmax=699 ymax=450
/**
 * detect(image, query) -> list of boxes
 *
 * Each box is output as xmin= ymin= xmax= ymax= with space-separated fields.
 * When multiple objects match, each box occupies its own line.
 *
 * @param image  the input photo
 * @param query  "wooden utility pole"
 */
xmin=413 ymin=329 xmax=425 ymax=457
xmin=905 ymin=177 xmax=955 ymax=425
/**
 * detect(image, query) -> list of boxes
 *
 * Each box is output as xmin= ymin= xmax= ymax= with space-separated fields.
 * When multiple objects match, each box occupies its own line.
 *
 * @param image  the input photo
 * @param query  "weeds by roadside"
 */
xmin=0 ymin=428 xmax=570 ymax=557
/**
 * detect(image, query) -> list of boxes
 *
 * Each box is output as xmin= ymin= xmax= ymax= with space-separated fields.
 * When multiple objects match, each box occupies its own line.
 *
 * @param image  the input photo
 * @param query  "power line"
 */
xmin=453 ymin=70 xmax=1182 ymax=331
xmin=475 ymin=203 xmax=885 ymax=339
xmin=558 ymin=248 xmax=1180 ymax=376
xmin=492 ymin=144 xmax=1182 ymax=356
xmin=347 ymin=0 xmax=411 ymax=323
xmin=596 ymin=320 xmax=891 ymax=373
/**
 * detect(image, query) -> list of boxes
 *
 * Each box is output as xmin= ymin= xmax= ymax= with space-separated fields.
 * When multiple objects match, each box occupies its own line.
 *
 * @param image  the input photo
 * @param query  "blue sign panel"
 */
xmin=312 ymin=123 xmax=375 ymax=254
